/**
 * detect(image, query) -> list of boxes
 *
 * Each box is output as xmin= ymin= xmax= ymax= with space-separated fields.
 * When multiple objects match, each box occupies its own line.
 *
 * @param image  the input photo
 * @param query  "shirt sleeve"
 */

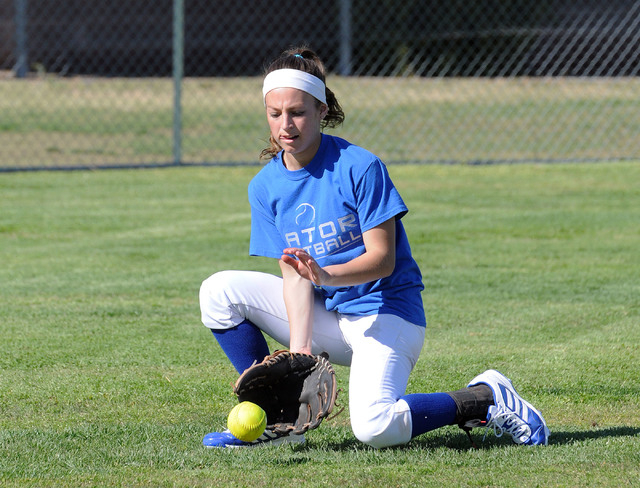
xmin=248 ymin=182 xmax=287 ymax=258
xmin=355 ymin=159 xmax=408 ymax=232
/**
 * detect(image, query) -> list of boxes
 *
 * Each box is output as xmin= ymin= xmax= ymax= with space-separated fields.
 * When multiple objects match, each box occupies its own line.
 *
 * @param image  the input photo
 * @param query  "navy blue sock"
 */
xmin=402 ymin=392 xmax=458 ymax=438
xmin=211 ymin=320 xmax=270 ymax=373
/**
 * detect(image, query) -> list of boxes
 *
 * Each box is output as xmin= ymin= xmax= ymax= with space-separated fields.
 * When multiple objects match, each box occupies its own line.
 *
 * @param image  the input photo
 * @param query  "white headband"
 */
xmin=262 ymin=69 xmax=327 ymax=106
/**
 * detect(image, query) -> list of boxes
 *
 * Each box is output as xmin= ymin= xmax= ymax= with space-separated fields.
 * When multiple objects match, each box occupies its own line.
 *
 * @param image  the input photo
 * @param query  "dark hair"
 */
xmin=260 ymin=46 xmax=345 ymax=160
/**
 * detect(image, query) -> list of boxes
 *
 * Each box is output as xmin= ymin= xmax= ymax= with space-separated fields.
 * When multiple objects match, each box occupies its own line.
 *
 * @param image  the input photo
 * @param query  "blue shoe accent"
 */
xmin=203 ymin=429 xmax=305 ymax=448
xmin=467 ymin=370 xmax=550 ymax=446
xmin=203 ymin=430 xmax=251 ymax=448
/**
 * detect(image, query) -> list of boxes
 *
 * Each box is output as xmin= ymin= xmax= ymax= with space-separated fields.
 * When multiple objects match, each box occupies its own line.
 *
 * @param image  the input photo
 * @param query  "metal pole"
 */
xmin=339 ymin=0 xmax=352 ymax=76
xmin=172 ymin=0 xmax=184 ymax=165
xmin=14 ymin=0 xmax=28 ymax=78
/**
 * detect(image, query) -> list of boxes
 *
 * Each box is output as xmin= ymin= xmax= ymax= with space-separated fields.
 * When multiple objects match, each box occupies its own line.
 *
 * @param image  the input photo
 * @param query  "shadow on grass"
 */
xmin=544 ymin=426 xmax=640 ymax=446
xmin=318 ymin=426 xmax=640 ymax=452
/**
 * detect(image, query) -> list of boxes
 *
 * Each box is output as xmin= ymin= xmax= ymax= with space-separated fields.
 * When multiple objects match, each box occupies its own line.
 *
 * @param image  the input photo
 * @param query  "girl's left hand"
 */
xmin=281 ymin=248 xmax=328 ymax=286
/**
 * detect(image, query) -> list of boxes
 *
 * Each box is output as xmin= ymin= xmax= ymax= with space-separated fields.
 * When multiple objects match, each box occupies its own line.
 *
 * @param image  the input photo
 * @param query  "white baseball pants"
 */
xmin=199 ymin=270 xmax=426 ymax=448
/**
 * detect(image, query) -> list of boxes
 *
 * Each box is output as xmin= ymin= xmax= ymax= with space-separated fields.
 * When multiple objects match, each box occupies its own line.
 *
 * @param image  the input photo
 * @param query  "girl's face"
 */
xmin=265 ymin=87 xmax=328 ymax=170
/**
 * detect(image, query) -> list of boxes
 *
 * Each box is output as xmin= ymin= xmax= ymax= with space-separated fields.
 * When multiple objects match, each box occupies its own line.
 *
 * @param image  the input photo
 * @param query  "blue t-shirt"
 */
xmin=248 ymin=134 xmax=426 ymax=327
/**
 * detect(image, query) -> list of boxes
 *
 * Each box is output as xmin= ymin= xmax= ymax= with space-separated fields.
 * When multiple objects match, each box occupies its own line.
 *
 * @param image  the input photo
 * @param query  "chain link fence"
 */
xmin=1 ymin=0 xmax=639 ymax=170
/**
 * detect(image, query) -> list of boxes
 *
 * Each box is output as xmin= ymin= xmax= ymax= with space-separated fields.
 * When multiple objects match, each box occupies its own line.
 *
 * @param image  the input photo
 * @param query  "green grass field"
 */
xmin=1 ymin=162 xmax=639 ymax=487
xmin=1 ymin=76 xmax=639 ymax=167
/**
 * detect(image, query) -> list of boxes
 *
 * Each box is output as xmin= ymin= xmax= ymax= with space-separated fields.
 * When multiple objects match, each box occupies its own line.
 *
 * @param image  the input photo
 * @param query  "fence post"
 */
xmin=339 ymin=0 xmax=352 ymax=76
xmin=172 ymin=0 xmax=184 ymax=165
xmin=14 ymin=0 xmax=28 ymax=78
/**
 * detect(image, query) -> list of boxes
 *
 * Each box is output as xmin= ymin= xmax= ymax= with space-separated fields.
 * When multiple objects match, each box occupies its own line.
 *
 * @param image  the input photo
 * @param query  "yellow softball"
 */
xmin=227 ymin=401 xmax=267 ymax=442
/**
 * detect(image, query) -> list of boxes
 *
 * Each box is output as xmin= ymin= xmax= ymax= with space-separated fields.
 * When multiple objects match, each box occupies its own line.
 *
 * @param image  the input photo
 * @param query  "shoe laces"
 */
xmin=486 ymin=405 xmax=531 ymax=443
xmin=254 ymin=429 xmax=285 ymax=443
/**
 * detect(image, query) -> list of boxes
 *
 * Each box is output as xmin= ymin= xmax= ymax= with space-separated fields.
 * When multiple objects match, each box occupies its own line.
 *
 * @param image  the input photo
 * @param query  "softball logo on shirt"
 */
xmin=295 ymin=203 xmax=316 ymax=226
xmin=285 ymin=203 xmax=362 ymax=257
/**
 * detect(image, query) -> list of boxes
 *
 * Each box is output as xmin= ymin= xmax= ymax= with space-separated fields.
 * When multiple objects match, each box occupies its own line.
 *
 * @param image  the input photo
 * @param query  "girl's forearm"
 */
xmin=280 ymin=260 xmax=315 ymax=354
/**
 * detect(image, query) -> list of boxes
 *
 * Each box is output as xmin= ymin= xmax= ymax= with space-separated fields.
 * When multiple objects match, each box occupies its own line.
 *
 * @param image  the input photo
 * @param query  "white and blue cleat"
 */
xmin=203 ymin=429 xmax=305 ymax=448
xmin=467 ymin=369 xmax=550 ymax=446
